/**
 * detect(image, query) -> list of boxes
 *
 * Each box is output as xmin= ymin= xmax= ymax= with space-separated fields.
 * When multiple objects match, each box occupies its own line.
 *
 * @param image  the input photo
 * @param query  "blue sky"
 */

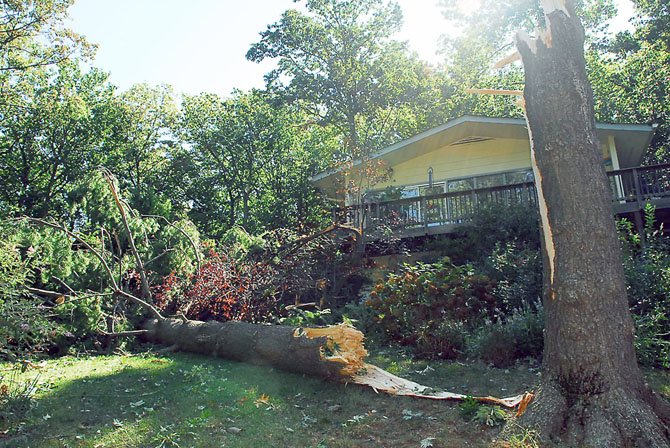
xmin=68 ymin=0 xmax=635 ymax=97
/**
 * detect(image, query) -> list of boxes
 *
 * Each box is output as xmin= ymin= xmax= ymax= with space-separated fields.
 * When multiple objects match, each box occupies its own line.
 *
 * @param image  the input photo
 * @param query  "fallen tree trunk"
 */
xmin=143 ymin=318 xmax=366 ymax=380
xmin=143 ymin=318 xmax=530 ymax=410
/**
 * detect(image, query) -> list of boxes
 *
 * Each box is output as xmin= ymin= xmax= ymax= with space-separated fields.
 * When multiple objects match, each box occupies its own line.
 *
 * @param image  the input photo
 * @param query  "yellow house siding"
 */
xmin=374 ymin=138 xmax=531 ymax=190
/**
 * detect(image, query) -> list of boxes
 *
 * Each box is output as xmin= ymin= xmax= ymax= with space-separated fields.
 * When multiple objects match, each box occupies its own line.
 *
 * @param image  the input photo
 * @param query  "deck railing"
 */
xmin=336 ymin=162 xmax=670 ymax=237
xmin=608 ymin=163 xmax=670 ymax=205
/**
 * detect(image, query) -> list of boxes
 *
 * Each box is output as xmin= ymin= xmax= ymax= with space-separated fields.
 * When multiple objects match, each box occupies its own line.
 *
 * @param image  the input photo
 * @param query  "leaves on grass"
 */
xmin=253 ymin=393 xmax=271 ymax=408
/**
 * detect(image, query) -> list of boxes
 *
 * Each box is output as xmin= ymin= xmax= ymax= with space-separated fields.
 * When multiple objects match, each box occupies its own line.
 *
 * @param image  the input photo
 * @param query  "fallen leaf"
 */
xmin=254 ymin=394 xmax=272 ymax=408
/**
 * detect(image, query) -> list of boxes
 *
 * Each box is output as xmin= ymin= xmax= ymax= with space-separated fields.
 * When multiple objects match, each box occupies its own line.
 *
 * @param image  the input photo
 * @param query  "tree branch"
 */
xmin=102 ymin=169 xmax=152 ymax=300
xmin=24 ymin=217 xmax=164 ymax=321
xmin=142 ymin=214 xmax=201 ymax=272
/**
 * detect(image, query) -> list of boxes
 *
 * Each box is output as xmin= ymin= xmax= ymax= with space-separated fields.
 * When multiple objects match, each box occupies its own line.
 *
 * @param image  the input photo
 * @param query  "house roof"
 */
xmin=311 ymin=115 xmax=657 ymax=188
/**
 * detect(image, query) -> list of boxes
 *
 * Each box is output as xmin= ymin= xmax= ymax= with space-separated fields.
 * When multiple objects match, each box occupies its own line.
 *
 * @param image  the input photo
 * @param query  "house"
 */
xmin=311 ymin=115 xmax=667 ymax=239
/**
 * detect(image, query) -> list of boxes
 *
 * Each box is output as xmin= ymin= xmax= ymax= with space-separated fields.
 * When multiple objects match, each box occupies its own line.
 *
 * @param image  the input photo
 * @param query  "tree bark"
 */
xmin=142 ymin=318 xmax=358 ymax=380
xmin=515 ymin=2 xmax=670 ymax=446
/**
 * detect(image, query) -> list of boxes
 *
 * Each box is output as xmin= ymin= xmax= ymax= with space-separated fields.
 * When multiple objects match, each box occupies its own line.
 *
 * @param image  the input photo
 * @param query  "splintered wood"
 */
xmin=298 ymin=324 xmax=532 ymax=411
xmin=297 ymin=324 xmax=368 ymax=377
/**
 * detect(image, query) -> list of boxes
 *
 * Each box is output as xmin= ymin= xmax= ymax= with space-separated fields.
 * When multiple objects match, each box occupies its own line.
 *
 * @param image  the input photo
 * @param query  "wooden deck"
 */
xmin=337 ymin=163 xmax=670 ymax=240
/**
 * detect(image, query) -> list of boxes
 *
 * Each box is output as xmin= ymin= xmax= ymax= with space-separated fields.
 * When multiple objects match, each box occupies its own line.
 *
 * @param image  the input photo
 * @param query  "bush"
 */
xmin=414 ymin=320 xmax=467 ymax=360
xmin=0 ymin=225 xmax=104 ymax=359
xmin=480 ymin=242 xmax=542 ymax=313
xmin=469 ymin=324 xmax=517 ymax=367
xmin=154 ymin=249 xmax=281 ymax=323
xmin=466 ymin=304 xmax=544 ymax=367
xmin=423 ymin=203 xmax=540 ymax=265
xmin=618 ymin=205 xmax=670 ymax=368
xmin=366 ymin=258 xmax=497 ymax=359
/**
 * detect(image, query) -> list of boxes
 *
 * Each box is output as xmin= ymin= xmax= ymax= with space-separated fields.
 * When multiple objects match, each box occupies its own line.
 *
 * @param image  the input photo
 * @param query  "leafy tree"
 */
xmin=0 ymin=0 xmax=93 ymax=72
xmin=630 ymin=0 xmax=669 ymax=48
xmin=101 ymin=83 xmax=181 ymax=217
xmin=247 ymin=0 xmax=447 ymax=171
xmin=177 ymin=90 xmax=329 ymax=237
xmin=0 ymin=63 xmax=114 ymax=219
xmin=591 ymin=0 xmax=670 ymax=163
xmin=437 ymin=0 xmax=617 ymax=119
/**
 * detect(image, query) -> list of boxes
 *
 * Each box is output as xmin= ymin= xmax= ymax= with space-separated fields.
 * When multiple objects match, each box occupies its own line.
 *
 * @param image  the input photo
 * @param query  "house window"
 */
xmin=401 ymin=182 xmax=445 ymax=198
xmin=447 ymin=178 xmax=474 ymax=192
xmin=446 ymin=169 xmax=533 ymax=192
xmin=473 ymin=173 xmax=506 ymax=189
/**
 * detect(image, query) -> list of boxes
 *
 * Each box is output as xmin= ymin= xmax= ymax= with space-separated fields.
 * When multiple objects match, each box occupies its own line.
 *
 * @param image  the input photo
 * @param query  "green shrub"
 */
xmin=0 ymin=238 xmax=38 ymax=358
xmin=473 ymin=405 xmax=507 ymax=427
xmin=366 ymin=258 xmax=497 ymax=359
xmin=618 ymin=204 xmax=670 ymax=368
xmin=504 ymin=304 xmax=544 ymax=360
xmin=414 ymin=320 xmax=467 ymax=360
xmin=468 ymin=324 xmax=517 ymax=367
xmin=467 ymin=304 xmax=544 ymax=367
xmin=481 ymin=242 xmax=542 ymax=313
xmin=423 ymin=203 xmax=540 ymax=265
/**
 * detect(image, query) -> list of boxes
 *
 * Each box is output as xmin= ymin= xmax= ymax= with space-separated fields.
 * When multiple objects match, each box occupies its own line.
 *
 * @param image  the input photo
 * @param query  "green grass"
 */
xmin=0 ymin=349 xmax=667 ymax=448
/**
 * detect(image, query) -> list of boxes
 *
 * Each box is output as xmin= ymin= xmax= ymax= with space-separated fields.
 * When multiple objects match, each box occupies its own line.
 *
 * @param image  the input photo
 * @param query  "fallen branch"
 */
xmin=280 ymin=224 xmax=362 ymax=257
xmin=99 ymin=329 xmax=149 ymax=338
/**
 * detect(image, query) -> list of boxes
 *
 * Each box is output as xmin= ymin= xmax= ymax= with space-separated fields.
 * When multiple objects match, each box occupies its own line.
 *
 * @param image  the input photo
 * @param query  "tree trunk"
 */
xmin=142 ymin=318 xmax=364 ymax=380
xmin=142 ymin=318 xmax=529 ymax=409
xmin=515 ymin=2 xmax=670 ymax=446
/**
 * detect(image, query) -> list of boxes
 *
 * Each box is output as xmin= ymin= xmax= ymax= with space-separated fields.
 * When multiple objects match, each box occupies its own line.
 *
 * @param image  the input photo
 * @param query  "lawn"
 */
xmin=1 ymin=348 xmax=668 ymax=448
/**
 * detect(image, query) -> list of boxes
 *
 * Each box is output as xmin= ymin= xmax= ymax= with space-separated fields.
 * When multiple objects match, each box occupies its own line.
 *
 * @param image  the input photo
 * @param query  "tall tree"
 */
xmin=512 ymin=1 xmax=670 ymax=445
xmin=591 ymin=0 xmax=669 ymax=163
xmin=0 ymin=63 xmax=114 ymax=219
xmin=0 ymin=0 xmax=93 ymax=72
xmin=437 ymin=0 xmax=616 ymax=119
xmin=176 ymin=90 xmax=329 ymax=237
xmin=102 ymin=83 xmax=180 ymax=217
xmin=247 ymin=0 xmax=445 ymax=161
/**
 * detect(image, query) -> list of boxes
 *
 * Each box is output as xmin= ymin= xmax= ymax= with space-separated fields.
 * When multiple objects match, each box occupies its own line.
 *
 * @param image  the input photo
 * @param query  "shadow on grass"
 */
xmin=4 ymin=351 xmax=473 ymax=448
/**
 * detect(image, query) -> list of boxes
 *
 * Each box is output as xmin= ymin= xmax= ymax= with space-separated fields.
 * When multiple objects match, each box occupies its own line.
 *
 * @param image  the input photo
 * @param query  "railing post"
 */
xmin=471 ymin=189 xmax=477 ymax=218
xmin=420 ymin=196 xmax=427 ymax=232
xmin=632 ymin=167 xmax=643 ymax=209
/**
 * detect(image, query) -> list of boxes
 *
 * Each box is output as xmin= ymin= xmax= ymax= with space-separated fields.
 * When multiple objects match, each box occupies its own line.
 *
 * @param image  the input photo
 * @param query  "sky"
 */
xmin=67 ymin=0 xmax=636 ymax=97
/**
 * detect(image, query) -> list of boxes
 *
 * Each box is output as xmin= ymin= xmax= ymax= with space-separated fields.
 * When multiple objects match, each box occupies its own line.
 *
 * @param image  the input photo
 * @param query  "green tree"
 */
xmin=631 ymin=0 xmax=669 ymax=48
xmin=591 ymin=0 xmax=670 ymax=163
xmin=0 ymin=0 xmax=93 ymax=72
xmin=247 ymin=0 xmax=445 ymax=160
xmin=437 ymin=0 xmax=617 ymax=119
xmin=0 ymin=63 xmax=114 ymax=219
xmin=101 ymin=83 xmax=180 ymax=217
xmin=177 ymin=90 xmax=329 ymax=237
